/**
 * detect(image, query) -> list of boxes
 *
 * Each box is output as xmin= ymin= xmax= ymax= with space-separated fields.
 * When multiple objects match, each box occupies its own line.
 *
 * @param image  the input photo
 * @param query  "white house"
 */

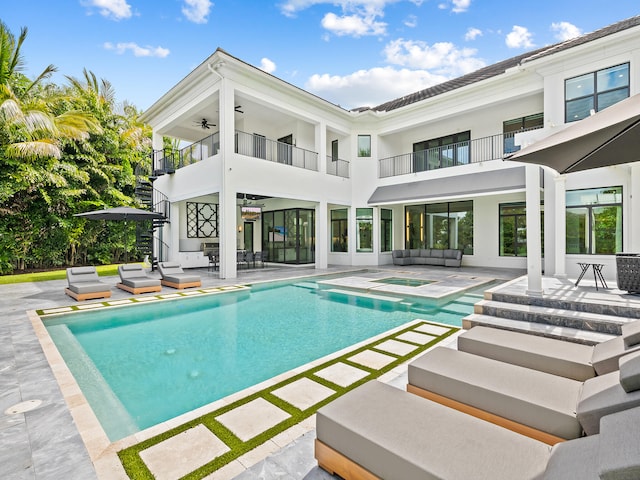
xmin=141 ymin=15 xmax=640 ymax=283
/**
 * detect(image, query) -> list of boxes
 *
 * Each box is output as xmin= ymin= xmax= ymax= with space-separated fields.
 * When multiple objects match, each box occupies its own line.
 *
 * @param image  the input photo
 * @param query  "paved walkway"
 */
xmin=2 ymin=264 xmax=526 ymax=479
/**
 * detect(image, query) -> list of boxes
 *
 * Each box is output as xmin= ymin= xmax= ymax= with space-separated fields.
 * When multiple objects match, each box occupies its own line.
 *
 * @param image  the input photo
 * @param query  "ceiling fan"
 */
xmin=196 ymin=118 xmax=216 ymax=129
xmin=238 ymin=193 xmax=265 ymax=207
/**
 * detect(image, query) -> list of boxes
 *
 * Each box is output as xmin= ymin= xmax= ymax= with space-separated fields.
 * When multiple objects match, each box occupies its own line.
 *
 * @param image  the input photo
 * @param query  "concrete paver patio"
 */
xmin=2 ymin=264 xmax=535 ymax=479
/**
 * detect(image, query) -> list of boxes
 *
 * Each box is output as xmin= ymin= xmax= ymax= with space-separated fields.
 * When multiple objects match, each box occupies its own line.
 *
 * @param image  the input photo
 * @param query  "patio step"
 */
xmin=488 ymin=289 xmax=640 ymax=320
xmin=474 ymin=299 xmax=631 ymax=336
xmin=462 ymin=314 xmax=615 ymax=346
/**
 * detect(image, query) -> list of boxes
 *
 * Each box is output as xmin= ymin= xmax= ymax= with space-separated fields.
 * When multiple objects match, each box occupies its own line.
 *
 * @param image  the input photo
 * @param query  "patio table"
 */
xmin=575 ymin=262 xmax=607 ymax=290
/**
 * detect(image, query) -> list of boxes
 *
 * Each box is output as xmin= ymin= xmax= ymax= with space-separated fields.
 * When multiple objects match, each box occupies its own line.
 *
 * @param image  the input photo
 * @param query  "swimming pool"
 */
xmin=43 ymin=276 xmax=482 ymax=441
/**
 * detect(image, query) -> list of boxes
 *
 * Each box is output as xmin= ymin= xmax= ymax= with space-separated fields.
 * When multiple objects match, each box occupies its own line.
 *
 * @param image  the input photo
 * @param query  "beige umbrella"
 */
xmin=507 ymin=93 xmax=640 ymax=173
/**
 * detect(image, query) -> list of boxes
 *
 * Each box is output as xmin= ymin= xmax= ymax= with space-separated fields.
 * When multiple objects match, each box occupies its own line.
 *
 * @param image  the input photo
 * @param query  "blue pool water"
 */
xmin=45 ymin=277 xmax=483 ymax=441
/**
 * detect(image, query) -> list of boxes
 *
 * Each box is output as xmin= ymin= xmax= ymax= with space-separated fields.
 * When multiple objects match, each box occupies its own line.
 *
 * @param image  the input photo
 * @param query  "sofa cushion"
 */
xmin=408 ymin=347 xmax=583 ymax=439
xmin=425 ymin=257 xmax=445 ymax=266
xmin=598 ymin=406 xmax=640 ymax=480
xmin=410 ymin=249 xmax=421 ymax=257
xmin=420 ymin=248 xmax=431 ymax=257
xmin=67 ymin=282 xmax=110 ymax=294
xmin=622 ymin=320 xmax=640 ymax=348
xmin=443 ymin=249 xmax=459 ymax=259
xmin=592 ymin=336 xmax=640 ymax=375
xmin=576 ymin=370 xmax=640 ymax=435
xmin=457 ymin=326 xmax=596 ymax=381
xmin=316 ymin=381 xmax=551 ymax=480
xmin=542 ymin=435 xmax=600 ymax=480
xmin=430 ymin=249 xmax=444 ymax=258
xmin=391 ymin=250 xmax=404 ymax=258
xmin=619 ymin=350 xmax=640 ymax=393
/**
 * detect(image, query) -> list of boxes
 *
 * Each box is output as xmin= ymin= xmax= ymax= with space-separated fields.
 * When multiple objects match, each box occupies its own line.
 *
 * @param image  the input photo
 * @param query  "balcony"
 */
xmin=326 ymin=156 xmax=350 ymax=178
xmin=378 ymin=127 xmax=542 ymax=178
xmin=150 ymin=131 xmax=319 ymax=174
xmin=235 ymin=131 xmax=318 ymax=171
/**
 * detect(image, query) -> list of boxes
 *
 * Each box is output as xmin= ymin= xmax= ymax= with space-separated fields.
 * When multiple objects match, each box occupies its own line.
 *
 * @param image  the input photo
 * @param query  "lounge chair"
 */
xmin=316 ymin=380 xmax=640 ymax=480
xmin=407 ymin=347 xmax=640 ymax=443
xmin=116 ymin=264 xmax=161 ymax=294
xmin=157 ymin=261 xmax=201 ymax=289
xmin=65 ymin=266 xmax=112 ymax=301
xmin=456 ymin=323 xmax=640 ymax=381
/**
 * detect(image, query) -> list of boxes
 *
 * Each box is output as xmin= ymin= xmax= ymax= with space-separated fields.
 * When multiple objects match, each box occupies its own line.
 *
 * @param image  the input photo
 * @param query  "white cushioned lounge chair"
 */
xmin=457 ymin=323 xmax=640 ymax=381
xmin=157 ymin=261 xmax=201 ymax=289
xmin=316 ymin=380 xmax=640 ymax=480
xmin=117 ymin=264 xmax=161 ymax=294
xmin=407 ymin=347 xmax=640 ymax=444
xmin=65 ymin=266 xmax=112 ymax=301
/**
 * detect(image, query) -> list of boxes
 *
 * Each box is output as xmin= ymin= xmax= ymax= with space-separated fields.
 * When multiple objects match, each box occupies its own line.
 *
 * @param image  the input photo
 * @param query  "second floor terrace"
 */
xmin=378 ymin=126 xmax=543 ymax=178
xmin=150 ymin=131 xmax=351 ymax=179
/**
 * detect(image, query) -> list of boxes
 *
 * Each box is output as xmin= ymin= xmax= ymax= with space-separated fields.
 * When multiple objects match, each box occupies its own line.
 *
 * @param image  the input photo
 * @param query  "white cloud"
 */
xmin=437 ymin=0 xmax=471 ymax=12
xmin=404 ymin=14 xmax=418 ymax=28
xmin=306 ymin=37 xmax=486 ymax=109
xmin=260 ymin=58 xmax=277 ymax=73
xmin=506 ymin=25 xmax=534 ymax=48
xmin=451 ymin=0 xmax=471 ymax=13
xmin=551 ymin=21 xmax=582 ymax=41
xmin=279 ymin=0 xmax=396 ymax=37
xmin=383 ymin=38 xmax=484 ymax=76
xmin=306 ymin=66 xmax=449 ymax=109
xmin=82 ymin=0 xmax=132 ymax=20
xmin=104 ymin=42 xmax=170 ymax=58
xmin=182 ymin=0 xmax=212 ymax=24
xmin=465 ymin=27 xmax=482 ymax=41
xmin=321 ymin=12 xmax=387 ymax=36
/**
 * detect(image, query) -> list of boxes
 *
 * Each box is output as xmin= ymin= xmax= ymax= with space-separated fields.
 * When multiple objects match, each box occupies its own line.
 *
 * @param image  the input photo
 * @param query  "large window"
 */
xmin=503 ymin=113 xmax=544 ymax=154
xmin=499 ymin=203 xmax=544 ymax=257
xmin=565 ymin=63 xmax=629 ymax=123
xmin=380 ymin=209 xmax=392 ymax=252
xmin=357 ymin=135 xmax=371 ymax=157
xmin=331 ymin=209 xmax=348 ymax=252
xmin=356 ymin=208 xmax=373 ymax=252
xmin=405 ymin=201 xmax=473 ymax=254
xmin=566 ymin=187 xmax=622 ymax=254
xmin=413 ymin=131 xmax=470 ymax=172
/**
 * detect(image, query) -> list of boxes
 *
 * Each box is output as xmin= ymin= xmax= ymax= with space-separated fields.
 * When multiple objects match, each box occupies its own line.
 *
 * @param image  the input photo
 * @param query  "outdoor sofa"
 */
xmin=391 ymin=248 xmax=463 ymax=267
xmin=456 ymin=323 xmax=640 ymax=381
xmin=157 ymin=261 xmax=201 ymax=289
xmin=64 ymin=266 xmax=112 ymax=301
xmin=116 ymin=264 xmax=161 ymax=294
xmin=407 ymin=347 xmax=640 ymax=444
xmin=315 ymin=380 xmax=640 ymax=480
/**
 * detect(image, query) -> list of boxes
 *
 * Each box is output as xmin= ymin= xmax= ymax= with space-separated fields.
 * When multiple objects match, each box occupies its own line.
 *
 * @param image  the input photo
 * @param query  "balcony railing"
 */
xmin=378 ymin=127 xmax=543 ymax=178
xmin=326 ymin=155 xmax=350 ymax=178
xmin=151 ymin=133 xmax=219 ymax=174
xmin=235 ymin=131 xmax=318 ymax=171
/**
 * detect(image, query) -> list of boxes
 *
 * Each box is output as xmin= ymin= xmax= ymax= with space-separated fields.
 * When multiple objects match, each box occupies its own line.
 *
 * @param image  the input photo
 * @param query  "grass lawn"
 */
xmin=0 ymin=265 xmax=122 ymax=284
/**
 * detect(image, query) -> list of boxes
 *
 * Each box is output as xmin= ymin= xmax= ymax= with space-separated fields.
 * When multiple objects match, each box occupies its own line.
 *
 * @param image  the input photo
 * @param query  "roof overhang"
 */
xmin=367 ymin=167 xmax=533 ymax=205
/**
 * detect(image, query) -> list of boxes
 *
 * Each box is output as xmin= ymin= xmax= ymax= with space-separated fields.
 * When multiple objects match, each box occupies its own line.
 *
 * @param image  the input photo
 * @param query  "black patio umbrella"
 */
xmin=74 ymin=206 xmax=164 ymax=263
xmin=506 ymin=93 xmax=640 ymax=174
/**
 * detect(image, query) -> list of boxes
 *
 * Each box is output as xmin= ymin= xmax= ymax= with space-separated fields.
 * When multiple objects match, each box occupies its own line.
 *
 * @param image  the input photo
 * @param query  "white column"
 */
xmin=315 ymin=200 xmax=328 ymax=269
xmin=525 ymin=165 xmax=543 ymax=296
xmin=316 ymin=121 xmax=327 ymax=174
xmin=554 ymin=175 xmax=567 ymax=278
xmin=218 ymin=79 xmax=237 ymax=279
xmin=630 ymin=164 xmax=640 ymax=253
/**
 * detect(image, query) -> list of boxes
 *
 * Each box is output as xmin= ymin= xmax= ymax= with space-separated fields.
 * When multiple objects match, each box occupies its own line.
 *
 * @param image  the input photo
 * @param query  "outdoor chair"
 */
xmin=245 ymin=251 xmax=255 ymax=268
xmin=236 ymin=250 xmax=248 ymax=269
xmin=157 ymin=261 xmax=201 ymax=289
xmin=207 ymin=252 xmax=218 ymax=272
xmin=456 ymin=323 xmax=640 ymax=381
xmin=254 ymin=251 xmax=266 ymax=268
xmin=406 ymin=347 xmax=640 ymax=444
xmin=116 ymin=264 xmax=161 ymax=294
xmin=316 ymin=380 xmax=640 ymax=480
xmin=65 ymin=266 xmax=112 ymax=301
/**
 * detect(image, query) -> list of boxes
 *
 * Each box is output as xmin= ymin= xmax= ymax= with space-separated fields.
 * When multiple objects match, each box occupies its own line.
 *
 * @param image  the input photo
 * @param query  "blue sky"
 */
xmin=3 ymin=1 xmax=639 ymax=111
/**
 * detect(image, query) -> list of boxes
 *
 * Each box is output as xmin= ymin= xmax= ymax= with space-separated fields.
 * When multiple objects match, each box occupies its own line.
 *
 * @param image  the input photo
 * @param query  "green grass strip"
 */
xmin=0 ymin=264 xmax=122 ymax=284
xmin=118 ymin=321 xmax=458 ymax=479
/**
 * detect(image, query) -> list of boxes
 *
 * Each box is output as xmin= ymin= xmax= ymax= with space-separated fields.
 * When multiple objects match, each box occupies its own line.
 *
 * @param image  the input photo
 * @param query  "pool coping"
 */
xmin=29 ymin=277 xmax=463 ymax=479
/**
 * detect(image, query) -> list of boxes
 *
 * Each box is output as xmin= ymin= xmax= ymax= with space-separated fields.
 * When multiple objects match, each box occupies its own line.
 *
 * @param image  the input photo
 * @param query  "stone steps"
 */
xmin=462 ymin=313 xmax=616 ymax=345
xmin=473 ymin=299 xmax=631 ymax=336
